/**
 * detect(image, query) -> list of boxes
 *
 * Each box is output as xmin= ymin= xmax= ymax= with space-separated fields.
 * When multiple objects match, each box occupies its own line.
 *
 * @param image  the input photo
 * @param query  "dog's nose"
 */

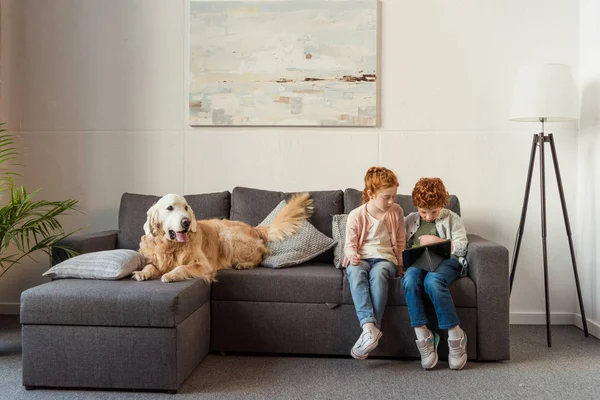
xmin=181 ymin=218 xmax=191 ymax=230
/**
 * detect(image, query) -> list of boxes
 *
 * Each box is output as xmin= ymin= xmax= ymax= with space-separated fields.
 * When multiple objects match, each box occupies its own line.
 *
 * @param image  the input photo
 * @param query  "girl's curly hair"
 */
xmin=412 ymin=178 xmax=449 ymax=209
xmin=361 ymin=166 xmax=399 ymax=204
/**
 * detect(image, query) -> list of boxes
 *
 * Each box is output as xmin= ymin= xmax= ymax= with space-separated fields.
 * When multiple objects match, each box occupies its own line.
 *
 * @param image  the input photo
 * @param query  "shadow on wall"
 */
xmin=576 ymin=81 xmax=600 ymax=327
xmin=580 ymin=81 xmax=600 ymax=131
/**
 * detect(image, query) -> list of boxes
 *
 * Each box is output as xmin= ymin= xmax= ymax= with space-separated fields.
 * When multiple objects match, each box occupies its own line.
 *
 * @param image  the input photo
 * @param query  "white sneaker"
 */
xmin=351 ymin=326 xmax=382 ymax=359
xmin=415 ymin=330 xmax=439 ymax=369
xmin=448 ymin=332 xmax=467 ymax=370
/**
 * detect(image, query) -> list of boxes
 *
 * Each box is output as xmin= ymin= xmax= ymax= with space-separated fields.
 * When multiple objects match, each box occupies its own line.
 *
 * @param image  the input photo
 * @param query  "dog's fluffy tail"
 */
xmin=256 ymin=193 xmax=314 ymax=242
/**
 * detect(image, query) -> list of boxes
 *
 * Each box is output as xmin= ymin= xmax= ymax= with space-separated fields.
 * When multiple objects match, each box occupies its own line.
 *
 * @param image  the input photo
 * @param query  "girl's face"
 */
xmin=369 ymin=186 xmax=398 ymax=213
xmin=417 ymin=207 xmax=442 ymax=223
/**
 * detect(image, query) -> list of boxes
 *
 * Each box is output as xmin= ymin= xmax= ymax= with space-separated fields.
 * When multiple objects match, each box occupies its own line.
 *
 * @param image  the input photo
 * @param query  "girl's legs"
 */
xmin=368 ymin=259 xmax=397 ymax=329
xmin=346 ymin=260 xmax=376 ymax=327
xmin=346 ymin=259 xmax=394 ymax=359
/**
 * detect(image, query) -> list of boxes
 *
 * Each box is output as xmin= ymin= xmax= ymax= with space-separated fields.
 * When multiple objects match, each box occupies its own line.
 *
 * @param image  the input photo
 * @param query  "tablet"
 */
xmin=402 ymin=240 xmax=452 ymax=272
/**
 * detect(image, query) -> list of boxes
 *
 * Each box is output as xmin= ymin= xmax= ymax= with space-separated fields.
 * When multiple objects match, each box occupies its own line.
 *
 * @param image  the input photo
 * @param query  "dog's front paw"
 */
xmin=161 ymin=269 xmax=181 ymax=283
xmin=161 ymin=273 xmax=176 ymax=283
xmin=131 ymin=271 xmax=146 ymax=282
xmin=161 ymin=266 xmax=186 ymax=283
xmin=131 ymin=271 xmax=152 ymax=282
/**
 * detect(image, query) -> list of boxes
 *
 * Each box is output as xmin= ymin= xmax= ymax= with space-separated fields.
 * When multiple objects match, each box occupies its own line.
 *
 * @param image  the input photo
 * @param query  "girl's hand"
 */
xmin=419 ymin=235 xmax=443 ymax=246
xmin=350 ymin=254 xmax=361 ymax=265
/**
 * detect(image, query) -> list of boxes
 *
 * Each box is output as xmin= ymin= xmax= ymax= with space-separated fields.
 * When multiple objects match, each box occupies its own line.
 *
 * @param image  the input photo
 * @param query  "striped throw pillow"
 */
xmin=332 ymin=214 xmax=348 ymax=268
xmin=258 ymin=200 xmax=335 ymax=268
xmin=43 ymin=249 xmax=145 ymax=280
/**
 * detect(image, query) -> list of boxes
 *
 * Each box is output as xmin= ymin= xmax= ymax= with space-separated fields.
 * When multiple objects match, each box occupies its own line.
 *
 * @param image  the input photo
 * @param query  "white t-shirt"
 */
xmin=358 ymin=212 xmax=398 ymax=265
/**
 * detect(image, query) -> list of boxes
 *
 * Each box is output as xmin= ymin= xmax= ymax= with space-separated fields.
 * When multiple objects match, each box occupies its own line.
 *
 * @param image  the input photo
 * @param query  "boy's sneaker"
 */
xmin=351 ymin=325 xmax=382 ymax=359
xmin=448 ymin=332 xmax=468 ymax=370
xmin=415 ymin=330 xmax=439 ymax=369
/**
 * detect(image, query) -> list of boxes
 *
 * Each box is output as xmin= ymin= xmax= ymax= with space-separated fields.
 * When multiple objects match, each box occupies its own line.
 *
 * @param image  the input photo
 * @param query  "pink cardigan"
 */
xmin=343 ymin=203 xmax=406 ymax=270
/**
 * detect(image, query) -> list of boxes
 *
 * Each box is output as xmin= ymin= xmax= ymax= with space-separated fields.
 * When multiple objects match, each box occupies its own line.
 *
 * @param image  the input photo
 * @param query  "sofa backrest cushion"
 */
xmin=117 ymin=191 xmax=231 ymax=250
xmin=343 ymin=188 xmax=461 ymax=216
xmin=230 ymin=187 xmax=344 ymax=263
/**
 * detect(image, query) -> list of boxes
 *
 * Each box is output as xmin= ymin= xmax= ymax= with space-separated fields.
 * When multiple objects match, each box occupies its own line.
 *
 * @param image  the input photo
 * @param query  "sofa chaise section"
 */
xmin=20 ymin=278 xmax=211 ymax=392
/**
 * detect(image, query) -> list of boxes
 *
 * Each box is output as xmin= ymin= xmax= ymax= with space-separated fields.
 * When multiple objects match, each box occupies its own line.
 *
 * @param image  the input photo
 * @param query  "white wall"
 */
xmin=576 ymin=0 xmax=600 ymax=337
xmin=0 ymin=0 xmax=582 ymax=323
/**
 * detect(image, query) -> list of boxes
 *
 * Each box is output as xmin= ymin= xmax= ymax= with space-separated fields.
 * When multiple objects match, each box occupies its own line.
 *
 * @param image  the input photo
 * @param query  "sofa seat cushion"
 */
xmin=342 ymin=271 xmax=477 ymax=307
xmin=20 ymin=278 xmax=211 ymax=328
xmin=212 ymin=263 xmax=343 ymax=304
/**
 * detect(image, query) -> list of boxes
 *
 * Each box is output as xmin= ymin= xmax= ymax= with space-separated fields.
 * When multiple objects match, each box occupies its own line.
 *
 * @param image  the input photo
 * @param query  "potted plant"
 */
xmin=0 ymin=122 xmax=80 ymax=279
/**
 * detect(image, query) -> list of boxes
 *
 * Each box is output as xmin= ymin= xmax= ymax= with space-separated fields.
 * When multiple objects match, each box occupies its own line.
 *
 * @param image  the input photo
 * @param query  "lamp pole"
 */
xmin=509 ymin=118 xmax=589 ymax=347
xmin=538 ymin=120 xmax=551 ymax=347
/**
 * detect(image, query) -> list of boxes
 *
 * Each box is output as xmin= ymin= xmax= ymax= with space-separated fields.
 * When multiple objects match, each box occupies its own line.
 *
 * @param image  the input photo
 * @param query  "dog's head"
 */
xmin=143 ymin=194 xmax=197 ymax=242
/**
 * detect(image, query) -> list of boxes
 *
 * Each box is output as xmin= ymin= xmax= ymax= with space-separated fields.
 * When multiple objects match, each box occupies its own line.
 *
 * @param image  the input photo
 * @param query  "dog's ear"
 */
xmin=188 ymin=206 xmax=197 ymax=233
xmin=144 ymin=203 xmax=161 ymax=236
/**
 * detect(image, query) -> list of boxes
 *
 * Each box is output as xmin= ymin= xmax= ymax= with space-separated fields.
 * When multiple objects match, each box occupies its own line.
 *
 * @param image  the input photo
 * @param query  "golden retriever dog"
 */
xmin=133 ymin=193 xmax=313 ymax=283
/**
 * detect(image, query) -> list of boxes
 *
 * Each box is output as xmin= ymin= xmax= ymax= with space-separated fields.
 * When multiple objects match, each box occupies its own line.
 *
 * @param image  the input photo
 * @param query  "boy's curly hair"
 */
xmin=412 ymin=178 xmax=449 ymax=209
xmin=361 ymin=166 xmax=399 ymax=204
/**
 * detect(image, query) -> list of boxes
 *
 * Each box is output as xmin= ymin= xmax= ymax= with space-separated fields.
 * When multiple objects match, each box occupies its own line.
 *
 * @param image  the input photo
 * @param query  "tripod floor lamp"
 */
xmin=508 ymin=63 xmax=589 ymax=347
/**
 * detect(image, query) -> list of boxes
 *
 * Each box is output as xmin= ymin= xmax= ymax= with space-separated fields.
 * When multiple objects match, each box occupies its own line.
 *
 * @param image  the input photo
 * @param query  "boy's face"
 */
xmin=417 ymin=207 xmax=442 ymax=223
xmin=369 ymin=186 xmax=398 ymax=213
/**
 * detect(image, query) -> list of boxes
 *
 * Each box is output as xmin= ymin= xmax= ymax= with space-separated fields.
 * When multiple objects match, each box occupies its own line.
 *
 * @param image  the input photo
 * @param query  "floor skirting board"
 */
xmin=0 ymin=303 xmax=19 ymax=315
xmin=510 ymin=311 xmax=599 ymax=338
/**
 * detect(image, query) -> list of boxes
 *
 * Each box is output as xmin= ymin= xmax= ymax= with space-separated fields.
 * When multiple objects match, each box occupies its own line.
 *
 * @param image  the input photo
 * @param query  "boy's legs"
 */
xmin=368 ymin=258 xmax=397 ymax=329
xmin=422 ymin=258 xmax=462 ymax=329
xmin=402 ymin=266 xmax=429 ymax=327
xmin=402 ymin=266 xmax=439 ymax=369
xmin=423 ymin=257 xmax=467 ymax=370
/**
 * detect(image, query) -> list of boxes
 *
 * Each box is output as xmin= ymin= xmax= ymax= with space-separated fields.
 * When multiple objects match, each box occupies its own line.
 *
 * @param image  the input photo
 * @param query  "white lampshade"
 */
xmin=509 ymin=63 xmax=579 ymax=122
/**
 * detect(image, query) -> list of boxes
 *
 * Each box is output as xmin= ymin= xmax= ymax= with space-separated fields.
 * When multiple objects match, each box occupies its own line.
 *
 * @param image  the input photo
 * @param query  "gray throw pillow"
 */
xmin=43 ymin=249 xmax=145 ymax=280
xmin=259 ymin=200 xmax=335 ymax=268
xmin=332 ymin=214 xmax=348 ymax=268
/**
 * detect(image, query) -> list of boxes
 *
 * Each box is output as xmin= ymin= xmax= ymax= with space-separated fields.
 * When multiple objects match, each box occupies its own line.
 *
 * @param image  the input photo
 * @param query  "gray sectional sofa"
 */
xmin=20 ymin=187 xmax=510 ymax=393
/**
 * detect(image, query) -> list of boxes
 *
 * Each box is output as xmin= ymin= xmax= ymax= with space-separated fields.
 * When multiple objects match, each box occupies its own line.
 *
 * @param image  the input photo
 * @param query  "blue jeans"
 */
xmin=402 ymin=257 xmax=462 ymax=329
xmin=346 ymin=258 xmax=397 ymax=329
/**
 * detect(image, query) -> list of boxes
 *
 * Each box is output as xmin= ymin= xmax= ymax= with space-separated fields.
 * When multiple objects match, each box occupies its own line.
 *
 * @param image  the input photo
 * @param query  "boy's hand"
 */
xmin=349 ymin=254 xmax=361 ymax=265
xmin=419 ymin=235 xmax=444 ymax=246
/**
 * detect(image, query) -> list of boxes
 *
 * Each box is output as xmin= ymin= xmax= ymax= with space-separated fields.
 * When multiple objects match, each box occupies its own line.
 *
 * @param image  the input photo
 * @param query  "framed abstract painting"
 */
xmin=189 ymin=0 xmax=378 ymax=126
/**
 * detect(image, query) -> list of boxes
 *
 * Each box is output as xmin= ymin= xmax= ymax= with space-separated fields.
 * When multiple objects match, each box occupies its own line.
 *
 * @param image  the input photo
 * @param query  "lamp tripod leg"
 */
xmin=539 ymin=133 xmax=552 ymax=347
xmin=548 ymin=134 xmax=589 ymax=337
xmin=510 ymin=134 xmax=539 ymax=294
